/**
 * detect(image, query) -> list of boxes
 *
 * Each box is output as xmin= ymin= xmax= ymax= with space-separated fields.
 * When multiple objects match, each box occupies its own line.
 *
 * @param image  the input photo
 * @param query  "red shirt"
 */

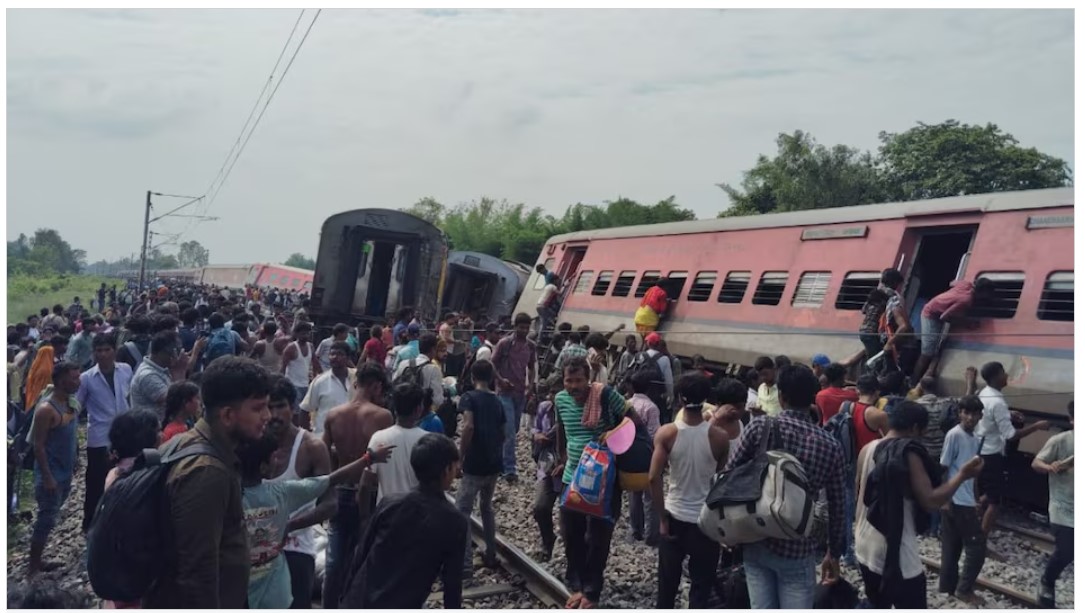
xmin=922 ymin=280 xmax=974 ymax=320
xmin=363 ymin=337 xmax=387 ymax=366
xmin=162 ymin=421 xmax=188 ymax=444
xmin=815 ymin=386 xmax=859 ymax=425
xmin=641 ymin=286 xmax=668 ymax=314
xmin=852 ymin=401 xmax=881 ymax=455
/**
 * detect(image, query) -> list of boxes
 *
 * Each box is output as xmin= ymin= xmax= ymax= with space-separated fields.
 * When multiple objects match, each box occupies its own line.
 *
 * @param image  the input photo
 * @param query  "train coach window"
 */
xmin=835 ymin=272 xmax=880 ymax=310
xmin=573 ymin=270 xmax=595 ymax=294
xmin=634 ymin=271 xmax=661 ymax=298
xmin=612 ymin=270 xmax=637 ymax=297
xmin=292 ymin=278 xmax=301 ymax=287
xmin=592 ymin=271 xmax=614 ymax=296
xmin=969 ymin=272 xmax=1024 ymax=319
xmin=752 ymin=272 xmax=789 ymax=306
xmin=270 ymin=273 xmax=278 ymax=283
xmin=718 ymin=272 xmax=751 ymax=304
xmin=688 ymin=272 xmax=717 ymax=302
xmin=792 ymin=272 xmax=831 ymax=307
xmin=1038 ymin=272 xmax=1073 ymax=322
xmin=533 ymin=258 xmax=556 ymax=290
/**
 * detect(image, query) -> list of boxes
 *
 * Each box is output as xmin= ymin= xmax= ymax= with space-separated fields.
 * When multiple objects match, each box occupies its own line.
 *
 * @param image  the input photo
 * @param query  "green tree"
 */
xmin=403 ymin=197 xmax=446 ymax=226
xmin=718 ymin=130 xmax=885 ymax=217
xmin=283 ymin=253 xmax=316 ymax=270
xmin=877 ymin=120 xmax=1073 ymax=201
xmin=145 ymin=247 xmax=179 ymax=270
xmin=177 ymin=240 xmax=210 ymax=268
xmin=7 ymin=228 xmax=86 ymax=276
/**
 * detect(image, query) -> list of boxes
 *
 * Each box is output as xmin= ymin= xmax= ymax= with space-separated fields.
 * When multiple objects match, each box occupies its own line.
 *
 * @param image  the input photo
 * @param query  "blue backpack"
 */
xmin=204 ymin=328 xmax=236 ymax=365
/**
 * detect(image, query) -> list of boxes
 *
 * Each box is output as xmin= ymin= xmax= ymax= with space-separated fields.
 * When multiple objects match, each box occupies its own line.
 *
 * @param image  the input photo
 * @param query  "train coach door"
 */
xmin=899 ymin=225 xmax=978 ymax=327
xmin=384 ymin=244 xmax=407 ymax=318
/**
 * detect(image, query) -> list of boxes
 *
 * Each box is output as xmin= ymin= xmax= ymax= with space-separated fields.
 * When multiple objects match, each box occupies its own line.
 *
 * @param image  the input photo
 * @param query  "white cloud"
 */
xmin=6 ymin=8 xmax=1074 ymax=264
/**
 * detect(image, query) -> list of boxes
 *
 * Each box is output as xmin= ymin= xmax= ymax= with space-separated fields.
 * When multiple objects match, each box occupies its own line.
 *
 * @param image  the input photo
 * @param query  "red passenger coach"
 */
xmin=250 ymin=264 xmax=315 ymax=293
xmin=516 ymin=187 xmax=1073 ymax=464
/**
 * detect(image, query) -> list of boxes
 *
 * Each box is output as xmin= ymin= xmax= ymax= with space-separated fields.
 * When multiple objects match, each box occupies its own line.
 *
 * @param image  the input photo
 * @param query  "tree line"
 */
xmin=10 ymin=120 xmax=1071 ymax=277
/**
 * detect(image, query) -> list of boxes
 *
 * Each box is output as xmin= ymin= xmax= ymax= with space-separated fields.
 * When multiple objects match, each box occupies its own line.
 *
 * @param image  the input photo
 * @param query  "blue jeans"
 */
xmin=322 ymin=488 xmax=360 ymax=609
xmin=499 ymin=394 xmax=525 ymax=476
xmin=743 ymin=542 xmax=817 ymax=609
xmin=32 ymin=480 xmax=72 ymax=545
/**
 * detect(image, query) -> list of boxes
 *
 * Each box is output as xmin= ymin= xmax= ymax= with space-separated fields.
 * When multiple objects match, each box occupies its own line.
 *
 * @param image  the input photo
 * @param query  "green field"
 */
xmin=6 ymin=275 xmax=123 ymax=325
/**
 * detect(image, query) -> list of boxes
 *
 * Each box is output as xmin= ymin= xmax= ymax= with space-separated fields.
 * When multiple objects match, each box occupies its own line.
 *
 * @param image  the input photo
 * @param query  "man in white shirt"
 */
xmin=392 ymin=333 xmax=445 ymax=415
xmin=301 ymin=341 xmax=355 ymax=435
xmin=974 ymin=361 xmax=1048 ymax=536
xmin=474 ymin=323 xmax=501 ymax=363
xmin=363 ymin=383 xmax=428 ymax=502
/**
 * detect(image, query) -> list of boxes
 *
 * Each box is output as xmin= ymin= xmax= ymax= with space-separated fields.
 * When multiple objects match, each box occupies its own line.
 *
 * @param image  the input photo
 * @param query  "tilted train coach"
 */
xmin=514 ymin=187 xmax=1073 ymax=507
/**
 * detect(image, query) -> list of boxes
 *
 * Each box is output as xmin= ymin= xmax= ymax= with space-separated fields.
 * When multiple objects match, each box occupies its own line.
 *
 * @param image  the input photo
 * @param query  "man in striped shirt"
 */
xmin=553 ymin=356 xmax=629 ymax=609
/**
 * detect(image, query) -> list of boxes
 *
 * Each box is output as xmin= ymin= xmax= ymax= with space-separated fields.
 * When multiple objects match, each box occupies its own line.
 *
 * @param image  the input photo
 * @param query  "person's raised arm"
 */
xmin=907 ymin=450 xmax=983 ymax=512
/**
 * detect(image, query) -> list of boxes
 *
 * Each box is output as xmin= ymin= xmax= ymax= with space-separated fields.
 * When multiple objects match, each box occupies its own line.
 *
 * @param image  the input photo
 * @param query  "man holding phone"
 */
xmin=1032 ymin=401 xmax=1074 ymax=608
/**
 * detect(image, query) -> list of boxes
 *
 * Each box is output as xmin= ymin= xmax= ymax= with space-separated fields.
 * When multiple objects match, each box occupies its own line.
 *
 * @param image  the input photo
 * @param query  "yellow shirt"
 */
xmin=758 ymin=383 xmax=782 ymax=417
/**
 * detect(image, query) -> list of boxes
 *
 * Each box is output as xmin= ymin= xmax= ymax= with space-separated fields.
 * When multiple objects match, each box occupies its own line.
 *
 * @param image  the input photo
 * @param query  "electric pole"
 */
xmin=138 ymin=190 xmax=152 ymax=292
xmin=137 ymin=191 xmax=209 ymax=292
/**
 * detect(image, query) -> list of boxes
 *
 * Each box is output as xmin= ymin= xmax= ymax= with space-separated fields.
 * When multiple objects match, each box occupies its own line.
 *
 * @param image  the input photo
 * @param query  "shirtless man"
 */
xmin=320 ymin=363 xmax=393 ymax=609
xmin=265 ymin=374 xmax=335 ymax=609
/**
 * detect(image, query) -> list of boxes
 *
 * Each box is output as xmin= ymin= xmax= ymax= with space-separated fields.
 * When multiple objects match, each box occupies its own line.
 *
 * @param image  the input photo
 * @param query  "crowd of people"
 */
xmin=4 ymin=275 xmax=1073 ymax=610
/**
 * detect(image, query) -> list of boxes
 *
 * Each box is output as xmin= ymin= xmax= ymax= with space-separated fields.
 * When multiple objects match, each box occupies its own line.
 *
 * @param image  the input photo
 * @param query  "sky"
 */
xmin=6 ymin=8 xmax=1075 ymax=265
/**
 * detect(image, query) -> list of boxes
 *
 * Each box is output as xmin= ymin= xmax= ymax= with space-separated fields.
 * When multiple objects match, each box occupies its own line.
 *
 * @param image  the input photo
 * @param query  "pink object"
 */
xmin=605 ymin=417 xmax=635 ymax=455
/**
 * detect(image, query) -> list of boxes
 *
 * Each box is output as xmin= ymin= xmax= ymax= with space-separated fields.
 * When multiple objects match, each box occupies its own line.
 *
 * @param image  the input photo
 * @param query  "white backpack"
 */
xmin=698 ymin=417 xmax=816 ymax=547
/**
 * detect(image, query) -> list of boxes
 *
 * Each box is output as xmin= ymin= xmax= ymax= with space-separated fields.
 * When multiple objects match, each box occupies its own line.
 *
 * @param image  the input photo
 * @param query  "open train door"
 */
xmin=384 ymin=244 xmax=407 ymax=320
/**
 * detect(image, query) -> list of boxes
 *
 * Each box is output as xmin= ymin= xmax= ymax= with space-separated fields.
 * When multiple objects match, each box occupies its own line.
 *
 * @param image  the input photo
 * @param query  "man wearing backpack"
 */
xmin=724 ymin=365 xmax=847 ymax=609
xmin=392 ymin=333 xmax=445 ymax=420
xmin=27 ymin=361 xmax=81 ymax=578
xmin=204 ymin=312 xmax=245 ymax=367
xmin=140 ymin=357 xmax=272 ymax=608
xmin=629 ymin=333 xmax=671 ymax=423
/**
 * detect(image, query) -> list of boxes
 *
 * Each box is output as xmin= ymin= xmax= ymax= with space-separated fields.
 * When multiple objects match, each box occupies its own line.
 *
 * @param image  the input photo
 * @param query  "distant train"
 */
xmin=513 ymin=187 xmax=1073 ymax=508
xmin=128 ymin=264 xmax=315 ymax=292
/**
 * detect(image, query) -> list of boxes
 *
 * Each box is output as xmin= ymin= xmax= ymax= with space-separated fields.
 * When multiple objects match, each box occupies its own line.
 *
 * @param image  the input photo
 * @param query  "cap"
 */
xmin=812 ymin=354 xmax=831 ymax=368
xmin=645 ymin=332 xmax=662 ymax=347
xmin=407 ymin=323 xmax=421 ymax=334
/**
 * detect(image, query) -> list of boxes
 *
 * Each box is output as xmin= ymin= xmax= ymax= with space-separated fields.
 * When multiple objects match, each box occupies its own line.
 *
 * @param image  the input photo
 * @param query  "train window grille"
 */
xmin=270 ymin=273 xmax=278 ymax=283
xmin=718 ymin=272 xmax=751 ymax=304
xmin=792 ymin=272 xmax=832 ymax=307
xmin=592 ymin=271 xmax=614 ymax=296
xmin=968 ymin=272 xmax=1024 ymax=319
xmin=752 ymin=272 xmax=789 ymax=306
xmin=835 ymin=272 xmax=880 ymax=310
xmin=612 ymin=270 xmax=637 ymax=297
xmin=533 ymin=258 xmax=556 ymax=290
xmin=292 ymin=278 xmax=301 ymax=287
xmin=574 ymin=270 xmax=595 ymax=294
xmin=634 ymin=271 xmax=661 ymax=298
xmin=688 ymin=272 xmax=717 ymax=302
xmin=668 ymin=271 xmax=689 ymax=299
xmin=1038 ymin=271 xmax=1073 ymax=322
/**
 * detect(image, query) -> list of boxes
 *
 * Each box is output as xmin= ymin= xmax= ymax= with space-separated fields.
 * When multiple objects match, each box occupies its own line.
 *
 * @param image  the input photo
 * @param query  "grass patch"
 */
xmin=7 ymin=275 xmax=123 ymax=324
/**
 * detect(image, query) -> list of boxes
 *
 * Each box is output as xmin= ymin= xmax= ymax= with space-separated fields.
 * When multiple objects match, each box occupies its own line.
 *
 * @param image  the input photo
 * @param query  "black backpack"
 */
xmin=823 ymin=401 xmax=859 ymax=475
xmin=620 ymin=351 xmax=667 ymax=405
xmin=394 ymin=358 xmax=434 ymax=408
xmin=86 ymin=438 xmax=222 ymax=602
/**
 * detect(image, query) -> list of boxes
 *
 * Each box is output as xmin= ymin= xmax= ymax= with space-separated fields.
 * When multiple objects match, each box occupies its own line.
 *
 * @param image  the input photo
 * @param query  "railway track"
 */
xmin=919 ymin=556 xmax=1039 ymax=608
xmin=995 ymin=520 xmax=1056 ymax=555
xmin=447 ymin=494 xmax=571 ymax=608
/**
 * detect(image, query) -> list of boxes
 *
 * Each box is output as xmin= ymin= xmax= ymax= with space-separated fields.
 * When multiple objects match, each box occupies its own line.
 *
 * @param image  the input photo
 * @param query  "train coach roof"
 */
xmin=321 ymin=208 xmax=445 ymax=237
xmin=545 ymin=187 xmax=1074 ymax=244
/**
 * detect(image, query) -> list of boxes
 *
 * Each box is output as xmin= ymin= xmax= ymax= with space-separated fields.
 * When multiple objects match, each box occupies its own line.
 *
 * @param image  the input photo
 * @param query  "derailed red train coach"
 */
xmin=514 ymin=187 xmax=1073 ymax=507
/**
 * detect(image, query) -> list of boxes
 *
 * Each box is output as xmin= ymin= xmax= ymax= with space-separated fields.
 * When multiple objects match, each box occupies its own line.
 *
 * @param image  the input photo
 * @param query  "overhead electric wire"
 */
xmin=202 ymin=8 xmax=322 ymax=214
xmin=199 ymin=10 xmax=307 ymax=205
xmin=175 ymin=9 xmax=315 ymax=241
